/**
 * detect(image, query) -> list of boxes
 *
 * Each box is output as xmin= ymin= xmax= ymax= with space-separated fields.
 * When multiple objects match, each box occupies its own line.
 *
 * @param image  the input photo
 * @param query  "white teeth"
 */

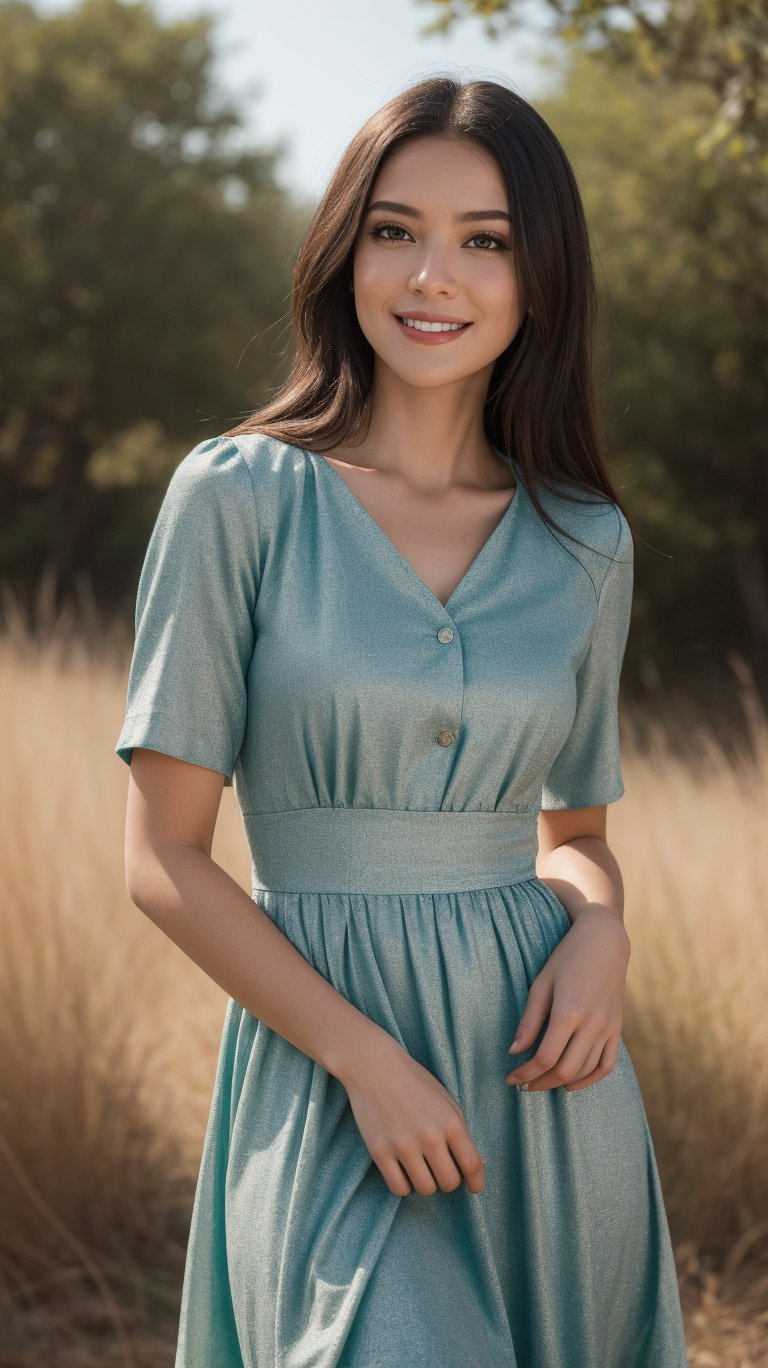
xmin=398 ymin=317 xmax=468 ymax=332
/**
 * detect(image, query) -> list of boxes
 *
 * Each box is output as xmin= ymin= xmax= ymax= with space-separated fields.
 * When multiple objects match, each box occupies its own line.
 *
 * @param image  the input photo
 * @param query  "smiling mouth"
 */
xmin=395 ymin=315 xmax=472 ymax=332
xmin=393 ymin=316 xmax=473 ymax=346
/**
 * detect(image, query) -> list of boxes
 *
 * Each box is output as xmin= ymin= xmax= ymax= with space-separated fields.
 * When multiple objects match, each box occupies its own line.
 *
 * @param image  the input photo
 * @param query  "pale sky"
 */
xmin=37 ymin=0 xmax=563 ymax=200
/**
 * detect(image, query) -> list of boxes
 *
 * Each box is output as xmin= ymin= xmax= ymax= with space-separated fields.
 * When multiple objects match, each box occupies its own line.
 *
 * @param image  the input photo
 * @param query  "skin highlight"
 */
xmin=328 ymin=134 xmax=631 ymax=1097
xmin=318 ymin=133 xmax=524 ymax=611
xmin=123 ymin=131 xmax=631 ymax=1207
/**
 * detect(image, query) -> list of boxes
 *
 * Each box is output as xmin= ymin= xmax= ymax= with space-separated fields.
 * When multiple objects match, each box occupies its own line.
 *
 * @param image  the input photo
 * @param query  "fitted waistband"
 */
xmin=246 ymin=807 xmax=539 ymax=895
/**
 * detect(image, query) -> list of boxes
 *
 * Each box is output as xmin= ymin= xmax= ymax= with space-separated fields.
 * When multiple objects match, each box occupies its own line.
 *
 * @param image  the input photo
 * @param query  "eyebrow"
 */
xmin=365 ymin=199 xmax=512 ymax=224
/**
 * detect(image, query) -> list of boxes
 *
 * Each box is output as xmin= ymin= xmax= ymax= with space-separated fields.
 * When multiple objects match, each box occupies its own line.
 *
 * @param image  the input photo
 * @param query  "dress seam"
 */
xmin=576 ymin=504 xmax=623 ymax=669
xmin=250 ymin=875 xmax=545 ymax=897
xmin=226 ymin=435 xmax=262 ymax=637
xmin=242 ymin=804 xmax=542 ymax=817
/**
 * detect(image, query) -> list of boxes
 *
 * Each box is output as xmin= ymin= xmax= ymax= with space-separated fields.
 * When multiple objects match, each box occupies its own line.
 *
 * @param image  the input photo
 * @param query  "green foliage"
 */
xmin=601 ymin=0 xmax=766 ymax=162
xmin=534 ymin=47 xmax=766 ymax=684
xmin=418 ymin=0 xmax=768 ymax=178
xmin=0 ymin=0 xmax=307 ymax=602
xmin=418 ymin=0 xmax=768 ymax=686
xmin=2 ymin=0 xmax=766 ymax=689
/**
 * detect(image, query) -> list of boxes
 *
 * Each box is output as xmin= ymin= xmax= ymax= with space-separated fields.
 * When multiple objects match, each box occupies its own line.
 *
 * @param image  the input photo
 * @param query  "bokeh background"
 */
xmin=1 ymin=0 xmax=766 ymax=1363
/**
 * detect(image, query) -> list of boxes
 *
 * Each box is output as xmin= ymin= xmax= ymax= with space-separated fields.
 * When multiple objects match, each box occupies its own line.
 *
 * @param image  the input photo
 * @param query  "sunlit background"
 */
xmin=41 ymin=0 xmax=558 ymax=195
xmin=1 ymin=0 xmax=766 ymax=1362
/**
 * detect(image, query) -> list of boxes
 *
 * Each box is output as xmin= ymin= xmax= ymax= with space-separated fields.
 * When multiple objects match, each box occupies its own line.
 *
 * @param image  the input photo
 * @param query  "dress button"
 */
xmin=436 ymin=729 xmax=455 ymax=747
xmin=437 ymin=626 xmax=454 ymax=644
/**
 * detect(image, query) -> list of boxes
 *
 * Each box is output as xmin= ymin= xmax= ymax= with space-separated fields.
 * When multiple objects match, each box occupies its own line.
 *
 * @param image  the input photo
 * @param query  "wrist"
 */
xmin=573 ymin=903 xmax=631 ymax=949
xmin=326 ymin=1019 xmax=403 ymax=1090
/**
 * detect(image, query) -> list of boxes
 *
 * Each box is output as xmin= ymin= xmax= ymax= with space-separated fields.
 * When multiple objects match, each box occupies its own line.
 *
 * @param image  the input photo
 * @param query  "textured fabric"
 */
xmin=115 ymin=433 xmax=689 ymax=1367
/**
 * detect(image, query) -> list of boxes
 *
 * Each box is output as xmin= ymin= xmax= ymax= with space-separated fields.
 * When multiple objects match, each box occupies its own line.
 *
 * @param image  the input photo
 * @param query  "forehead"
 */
xmin=369 ymin=136 xmax=507 ymax=207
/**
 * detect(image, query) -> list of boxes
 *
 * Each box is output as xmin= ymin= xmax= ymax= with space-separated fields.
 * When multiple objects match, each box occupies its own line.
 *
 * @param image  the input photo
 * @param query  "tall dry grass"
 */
xmin=0 ymin=579 xmax=766 ymax=1366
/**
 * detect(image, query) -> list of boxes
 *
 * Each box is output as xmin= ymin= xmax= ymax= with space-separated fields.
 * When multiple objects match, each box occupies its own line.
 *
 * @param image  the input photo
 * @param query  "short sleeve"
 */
xmin=115 ymin=435 xmax=259 ymax=778
xmin=540 ymin=508 xmax=634 ymax=810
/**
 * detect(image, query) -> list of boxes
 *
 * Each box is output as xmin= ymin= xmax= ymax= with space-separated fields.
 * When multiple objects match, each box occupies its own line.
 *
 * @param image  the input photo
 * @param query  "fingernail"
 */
xmin=508 ymin=1038 xmax=522 ymax=1053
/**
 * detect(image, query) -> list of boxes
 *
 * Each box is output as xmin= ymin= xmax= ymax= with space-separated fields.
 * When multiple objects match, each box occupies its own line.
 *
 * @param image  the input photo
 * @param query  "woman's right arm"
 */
xmin=124 ymin=747 xmax=486 ymax=1199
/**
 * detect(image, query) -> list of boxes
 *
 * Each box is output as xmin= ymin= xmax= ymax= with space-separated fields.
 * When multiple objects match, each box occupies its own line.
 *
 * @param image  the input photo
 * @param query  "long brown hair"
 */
xmin=223 ymin=75 xmax=629 ymax=555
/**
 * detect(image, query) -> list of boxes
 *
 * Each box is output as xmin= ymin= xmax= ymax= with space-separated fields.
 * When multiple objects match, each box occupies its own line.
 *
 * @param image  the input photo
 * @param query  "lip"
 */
xmin=393 ymin=313 xmax=473 ymax=346
xmin=395 ymin=310 xmax=471 ymax=324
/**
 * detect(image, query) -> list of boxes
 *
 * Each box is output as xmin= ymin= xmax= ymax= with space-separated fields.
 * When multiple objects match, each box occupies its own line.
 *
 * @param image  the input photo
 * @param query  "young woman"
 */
xmin=116 ymin=76 xmax=690 ymax=1367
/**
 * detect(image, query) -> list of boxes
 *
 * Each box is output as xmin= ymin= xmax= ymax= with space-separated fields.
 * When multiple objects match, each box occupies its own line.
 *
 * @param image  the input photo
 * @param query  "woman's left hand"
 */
xmin=505 ymin=906 xmax=631 ymax=1093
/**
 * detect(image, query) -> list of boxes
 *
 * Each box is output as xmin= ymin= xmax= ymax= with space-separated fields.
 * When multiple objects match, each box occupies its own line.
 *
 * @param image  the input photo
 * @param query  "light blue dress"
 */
xmin=115 ymin=433 xmax=689 ymax=1367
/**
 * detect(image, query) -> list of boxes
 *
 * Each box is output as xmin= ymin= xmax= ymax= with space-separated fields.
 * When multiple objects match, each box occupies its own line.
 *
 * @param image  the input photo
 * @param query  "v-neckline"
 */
xmin=298 ymin=441 xmax=525 ymax=617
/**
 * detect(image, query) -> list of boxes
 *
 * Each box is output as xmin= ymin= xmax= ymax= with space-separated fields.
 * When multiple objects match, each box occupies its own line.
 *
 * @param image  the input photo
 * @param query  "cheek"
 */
xmin=477 ymin=260 xmax=518 ymax=309
xmin=353 ymin=246 xmax=399 ymax=294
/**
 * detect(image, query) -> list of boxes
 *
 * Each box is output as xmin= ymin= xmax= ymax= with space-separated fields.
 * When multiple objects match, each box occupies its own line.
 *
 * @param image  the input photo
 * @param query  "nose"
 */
xmin=408 ymin=245 xmax=459 ymax=298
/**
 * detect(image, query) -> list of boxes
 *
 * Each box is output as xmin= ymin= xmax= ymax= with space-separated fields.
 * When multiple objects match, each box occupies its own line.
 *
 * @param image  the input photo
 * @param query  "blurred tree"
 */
xmin=0 ymin=0 xmax=308 ymax=607
xmin=1 ymin=0 xmax=765 ymax=690
xmin=419 ymin=0 xmax=767 ymax=173
xmin=419 ymin=0 xmax=768 ymax=684
xmin=531 ymin=48 xmax=765 ymax=684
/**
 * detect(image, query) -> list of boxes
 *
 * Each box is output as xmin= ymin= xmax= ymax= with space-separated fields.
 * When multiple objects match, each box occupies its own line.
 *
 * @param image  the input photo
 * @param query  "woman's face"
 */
xmin=350 ymin=134 xmax=525 ymax=390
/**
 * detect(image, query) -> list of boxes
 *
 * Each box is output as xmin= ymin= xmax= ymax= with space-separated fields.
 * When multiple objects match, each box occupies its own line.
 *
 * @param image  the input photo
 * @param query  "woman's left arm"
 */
xmin=505 ymin=805 xmax=631 ymax=1094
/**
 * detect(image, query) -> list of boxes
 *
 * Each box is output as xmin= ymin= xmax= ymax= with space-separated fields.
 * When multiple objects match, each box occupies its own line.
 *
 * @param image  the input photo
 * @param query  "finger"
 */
xmin=525 ymin=1029 xmax=605 ymax=1092
xmin=506 ymin=1011 xmax=576 ymax=1087
xmin=564 ymin=1036 xmax=620 ymax=1093
xmin=425 ymin=1098 xmax=486 ymax=1193
xmin=512 ymin=1028 xmax=596 ymax=1094
xmin=445 ymin=1128 xmax=487 ymax=1194
xmin=507 ymin=978 xmax=553 ymax=1056
xmin=423 ymin=1142 xmax=467 ymax=1194
xmin=379 ymin=1156 xmax=413 ymax=1198
xmin=561 ymin=1037 xmax=610 ymax=1090
xmin=399 ymin=1149 xmax=441 ymax=1197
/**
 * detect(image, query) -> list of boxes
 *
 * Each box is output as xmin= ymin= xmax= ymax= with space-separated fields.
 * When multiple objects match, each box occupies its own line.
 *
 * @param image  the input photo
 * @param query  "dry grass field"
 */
xmin=0 ymin=586 xmax=766 ymax=1366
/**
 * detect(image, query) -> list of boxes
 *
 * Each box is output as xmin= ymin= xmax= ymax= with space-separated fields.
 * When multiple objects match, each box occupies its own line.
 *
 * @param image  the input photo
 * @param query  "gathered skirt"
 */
xmin=174 ymin=872 xmax=689 ymax=1367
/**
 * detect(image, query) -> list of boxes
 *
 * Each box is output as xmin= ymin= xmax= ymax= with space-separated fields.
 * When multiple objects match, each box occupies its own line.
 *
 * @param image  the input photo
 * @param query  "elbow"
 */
xmin=123 ymin=840 xmax=202 ymax=920
xmin=124 ymin=866 xmax=152 ymax=914
xmin=124 ymin=848 xmax=163 ymax=916
xmin=123 ymin=826 xmax=166 ymax=914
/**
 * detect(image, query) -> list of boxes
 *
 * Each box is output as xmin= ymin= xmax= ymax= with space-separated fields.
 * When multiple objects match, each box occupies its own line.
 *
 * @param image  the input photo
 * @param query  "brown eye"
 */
xmin=368 ymin=223 xmax=508 ymax=253
xmin=468 ymin=232 xmax=507 ymax=252
xmin=368 ymin=223 xmax=411 ymax=243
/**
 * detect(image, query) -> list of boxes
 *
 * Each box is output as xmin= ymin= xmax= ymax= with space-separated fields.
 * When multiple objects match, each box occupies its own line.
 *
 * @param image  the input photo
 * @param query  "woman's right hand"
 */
xmin=338 ymin=1034 xmax=487 ymax=1198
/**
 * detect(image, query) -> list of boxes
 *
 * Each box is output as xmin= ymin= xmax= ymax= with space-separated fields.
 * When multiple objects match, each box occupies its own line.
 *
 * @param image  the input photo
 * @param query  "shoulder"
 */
xmin=165 ymin=433 xmax=253 ymax=509
xmin=166 ymin=430 xmax=299 ymax=525
xmin=526 ymin=472 xmax=633 ymax=597
xmin=188 ymin=430 xmax=312 ymax=505
xmin=222 ymin=430 xmax=309 ymax=485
